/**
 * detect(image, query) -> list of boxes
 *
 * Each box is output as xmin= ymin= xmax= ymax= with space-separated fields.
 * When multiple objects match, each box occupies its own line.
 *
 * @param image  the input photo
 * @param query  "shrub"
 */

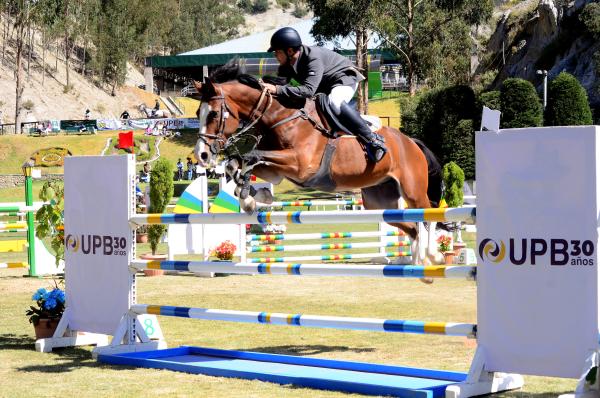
xmin=292 ymin=3 xmax=308 ymax=17
xmin=22 ymin=99 xmax=34 ymax=110
xmin=581 ymin=2 xmax=600 ymax=40
xmin=276 ymin=0 xmax=291 ymax=9
xmin=441 ymin=119 xmax=475 ymax=180
xmin=500 ymin=78 xmax=542 ymax=128
xmin=544 ymin=72 xmax=593 ymax=126
xmin=442 ymin=161 xmax=464 ymax=208
xmin=251 ymin=0 xmax=269 ymax=13
xmin=148 ymin=158 xmax=174 ymax=255
xmin=478 ymin=90 xmax=500 ymax=110
xmin=415 ymin=85 xmax=476 ymax=162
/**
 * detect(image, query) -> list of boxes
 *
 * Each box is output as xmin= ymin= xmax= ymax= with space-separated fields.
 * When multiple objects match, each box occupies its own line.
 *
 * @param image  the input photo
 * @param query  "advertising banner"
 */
xmin=64 ymin=155 xmax=134 ymax=335
xmin=476 ymin=126 xmax=600 ymax=378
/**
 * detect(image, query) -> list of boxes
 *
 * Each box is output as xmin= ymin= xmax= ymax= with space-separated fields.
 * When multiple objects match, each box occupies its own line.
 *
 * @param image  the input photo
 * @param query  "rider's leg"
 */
xmin=328 ymin=85 xmax=387 ymax=162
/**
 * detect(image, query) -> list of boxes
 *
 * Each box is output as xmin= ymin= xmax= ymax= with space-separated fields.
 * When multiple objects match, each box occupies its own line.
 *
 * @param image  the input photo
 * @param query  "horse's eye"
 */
xmin=207 ymin=111 xmax=218 ymax=123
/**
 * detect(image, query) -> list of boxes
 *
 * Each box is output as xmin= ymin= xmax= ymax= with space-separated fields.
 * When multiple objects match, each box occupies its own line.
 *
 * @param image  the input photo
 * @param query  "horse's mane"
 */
xmin=209 ymin=58 xmax=286 ymax=90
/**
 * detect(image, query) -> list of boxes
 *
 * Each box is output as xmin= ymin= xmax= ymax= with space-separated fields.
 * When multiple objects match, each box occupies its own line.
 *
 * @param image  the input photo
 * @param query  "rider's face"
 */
xmin=274 ymin=49 xmax=287 ymax=65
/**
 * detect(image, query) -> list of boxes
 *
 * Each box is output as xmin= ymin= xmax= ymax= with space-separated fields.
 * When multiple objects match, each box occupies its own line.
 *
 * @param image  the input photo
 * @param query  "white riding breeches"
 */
xmin=328 ymin=83 xmax=358 ymax=114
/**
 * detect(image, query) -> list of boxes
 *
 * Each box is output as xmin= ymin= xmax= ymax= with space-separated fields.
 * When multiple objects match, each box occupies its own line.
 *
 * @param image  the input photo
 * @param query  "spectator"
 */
xmin=84 ymin=109 xmax=91 ymax=120
xmin=154 ymin=99 xmax=160 ymax=111
xmin=120 ymin=110 xmax=130 ymax=120
xmin=176 ymin=158 xmax=184 ymax=181
xmin=140 ymin=162 xmax=151 ymax=183
xmin=186 ymin=158 xmax=193 ymax=180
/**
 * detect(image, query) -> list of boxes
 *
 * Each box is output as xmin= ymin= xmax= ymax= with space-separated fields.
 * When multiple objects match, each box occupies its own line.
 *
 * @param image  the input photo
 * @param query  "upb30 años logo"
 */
xmin=65 ymin=234 xmax=127 ymax=256
xmin=479 ymin=238 xmax=595 ymax=266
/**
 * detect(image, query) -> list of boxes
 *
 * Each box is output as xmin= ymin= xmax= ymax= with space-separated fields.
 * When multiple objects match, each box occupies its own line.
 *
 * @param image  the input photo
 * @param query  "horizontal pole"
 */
xmin=130 ymin=208 xmax=475 ymax=226
xmin=247 ymin=251 xmax=412 ymax=263
xmin=248 ymin=240 xmax=411 ymax=253
xmin=247 ymin=230 xmax=406 ymax=242
xmin=131 ymin=260 xmax=476 ymax=279
xmin=0 ymin=223 xmax=27 ymax=230
xmin=0 ymin=262 xmax=28 ymax=269
xmin=0 ymin=212 xmax=26 ymax=217
xmin=0 ymin=229 xmax=27 ymax=233
xmin=0 ymin=205 xmax=38 ymax=213
xmin=256 ymin=199 xmax=363 ymax=208
xmin=132 ymin=304 xmax=476 ymax=337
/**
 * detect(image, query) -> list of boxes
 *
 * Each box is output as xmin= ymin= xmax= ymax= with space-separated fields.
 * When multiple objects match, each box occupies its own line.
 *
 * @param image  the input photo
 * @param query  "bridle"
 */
xmin=197 ymin=82 xmax=273 ymax=157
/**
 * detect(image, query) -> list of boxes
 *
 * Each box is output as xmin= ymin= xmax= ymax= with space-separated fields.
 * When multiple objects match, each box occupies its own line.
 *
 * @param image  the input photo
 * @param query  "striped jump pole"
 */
xmin=247 ymin=240 xmax=411 ymax=253
xmin=0 ymin=205 xmax=38 ymax=213
xmin=247 ymin=230 xmax=405 ymax=242
xmin=0 ymin=212 xmax=26 ymax=217
xmin=0 ymin=222 xmax=28 ymax=230
xmin=0 ymin=229 xmax=28 ymax=233
xmin=131 ymin=260 xmax=476 ymax=279
xmin=0 ymin=262 xmax=28 ymax=269
xmin=256 ymin=199 xmax=363 ymax=208
xmin=247 ymin=251 xmax=412 ymax=263
xmin=131 ymin=207 xmax=476 ymax=226
xmin=131 ymin=304 xmax=476 ymax=337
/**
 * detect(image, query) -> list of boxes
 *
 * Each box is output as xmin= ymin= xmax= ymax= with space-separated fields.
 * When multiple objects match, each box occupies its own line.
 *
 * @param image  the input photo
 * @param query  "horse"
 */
xmin=192 ymin=64 xmax=444 ymax=266
xmin=138 ymin=103 xmax=171 ymax=119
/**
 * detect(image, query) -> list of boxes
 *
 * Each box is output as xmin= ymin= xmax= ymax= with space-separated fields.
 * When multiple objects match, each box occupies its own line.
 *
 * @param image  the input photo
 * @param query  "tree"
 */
xmin=413 ymin=85 xmax=476 ymax=162
xmin=500 ymin=78 xmax=542 ymax=128
xmin=544 ymin=72 xmax=593 ymax=126
xmin=148 ymin=158 xmax=173 ymax=255
xmin=442 ymin=161 xmax=464 ymax=208
xmin=307 ymin=0 xmax=384 ymax=113
xmin=442 ymin=119 xmax=475 ymax=180
xmin=376 ymin=0 xmax=492 ymax=95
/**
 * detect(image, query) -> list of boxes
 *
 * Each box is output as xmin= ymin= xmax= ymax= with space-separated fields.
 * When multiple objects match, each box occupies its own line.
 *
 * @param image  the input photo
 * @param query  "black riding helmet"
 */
xmin=268 ymin=27 xmax=302 ymax=52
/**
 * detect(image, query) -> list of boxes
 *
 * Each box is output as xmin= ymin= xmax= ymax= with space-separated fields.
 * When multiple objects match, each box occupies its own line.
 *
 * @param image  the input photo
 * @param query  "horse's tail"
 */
xmin=412 ymin=138 xmax=442 ymax=208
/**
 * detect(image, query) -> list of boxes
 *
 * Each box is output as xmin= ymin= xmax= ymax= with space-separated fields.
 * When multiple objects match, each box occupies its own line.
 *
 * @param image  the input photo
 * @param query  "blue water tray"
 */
xmin=98 ymin=346 xmax=467 ymax=398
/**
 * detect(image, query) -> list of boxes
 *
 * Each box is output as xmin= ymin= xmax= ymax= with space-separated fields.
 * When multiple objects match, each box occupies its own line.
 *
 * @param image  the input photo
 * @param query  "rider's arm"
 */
xmin=276 ymin=57 xmax=323 ymax=99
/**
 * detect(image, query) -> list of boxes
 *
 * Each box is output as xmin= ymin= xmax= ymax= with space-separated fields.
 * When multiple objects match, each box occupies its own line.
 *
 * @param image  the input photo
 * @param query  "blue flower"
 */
xmin=52 ymin=289 xmax=66 ymax=303
xmin=32 ymin=288 xmax=47 ymax=301
xmin=43 ymin=297 xmax=57 ymax=310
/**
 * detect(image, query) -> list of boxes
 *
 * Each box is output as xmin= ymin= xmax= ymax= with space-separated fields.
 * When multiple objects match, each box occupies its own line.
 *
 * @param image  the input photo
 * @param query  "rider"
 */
xmin=120 ymin=110 xmax=130 ymax=120
xmin=263 ymin=27 xmax=387 ymax=162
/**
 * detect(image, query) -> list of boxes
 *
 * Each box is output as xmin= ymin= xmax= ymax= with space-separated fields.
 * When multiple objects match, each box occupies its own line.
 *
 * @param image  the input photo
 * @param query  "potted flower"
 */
xmin=26 ymin=282 xmax=65 ymax=339
xmin=211 ymin=240 xmax=237 ymax=261
xmin=437 ymin=234 xmax=454 ymax=264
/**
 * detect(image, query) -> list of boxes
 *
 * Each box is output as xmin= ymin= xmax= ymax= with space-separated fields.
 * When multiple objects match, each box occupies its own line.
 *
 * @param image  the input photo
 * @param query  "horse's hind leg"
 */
xmin=360 ymin=179 xmax=417 ymax=239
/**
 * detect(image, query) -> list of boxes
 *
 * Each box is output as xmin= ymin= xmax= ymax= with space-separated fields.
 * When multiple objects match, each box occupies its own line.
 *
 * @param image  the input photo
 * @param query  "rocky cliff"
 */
xmin=479 ymin=0 xmax=599 ymax=109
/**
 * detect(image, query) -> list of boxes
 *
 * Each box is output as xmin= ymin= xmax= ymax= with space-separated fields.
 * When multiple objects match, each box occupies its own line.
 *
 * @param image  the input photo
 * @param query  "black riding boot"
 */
xmin=338 ymin=102 xmax=387 ymax=162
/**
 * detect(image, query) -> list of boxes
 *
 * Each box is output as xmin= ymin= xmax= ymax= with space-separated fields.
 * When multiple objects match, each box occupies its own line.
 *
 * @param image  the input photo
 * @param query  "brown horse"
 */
xmin=193 ymin=66 xmax=444 ymax=265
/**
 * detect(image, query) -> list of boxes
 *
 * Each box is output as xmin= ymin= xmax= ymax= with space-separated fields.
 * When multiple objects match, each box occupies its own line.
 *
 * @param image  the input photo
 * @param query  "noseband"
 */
xmin=198 ymin=83 xmax=273 ymax=156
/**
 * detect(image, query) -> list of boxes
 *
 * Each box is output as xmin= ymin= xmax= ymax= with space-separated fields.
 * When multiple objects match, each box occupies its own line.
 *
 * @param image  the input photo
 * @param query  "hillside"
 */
xmin=478 ymin=0 xmax=599 ymax=108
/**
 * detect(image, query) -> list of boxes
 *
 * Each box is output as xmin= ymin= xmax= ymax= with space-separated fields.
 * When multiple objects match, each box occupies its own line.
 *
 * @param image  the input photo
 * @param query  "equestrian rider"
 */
xmin=262 ymin=27 xmax=387 ymax=162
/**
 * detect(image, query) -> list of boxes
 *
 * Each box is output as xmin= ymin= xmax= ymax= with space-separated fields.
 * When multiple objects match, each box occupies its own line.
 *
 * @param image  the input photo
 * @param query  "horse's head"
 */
xmin=193 ymin=79 xmax=246 ymax=168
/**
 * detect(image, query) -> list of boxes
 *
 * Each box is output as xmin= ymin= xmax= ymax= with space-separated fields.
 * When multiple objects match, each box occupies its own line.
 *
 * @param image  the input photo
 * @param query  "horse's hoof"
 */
xmin=240 ymin=197 xmax=256 ymax=213
xmin=419 ymin=277 xmax=434 ymax=285
xmin=234 ymin=185 xmax=242 ymax=197
xmin=225 ymin=159 xmax=240 ymax=176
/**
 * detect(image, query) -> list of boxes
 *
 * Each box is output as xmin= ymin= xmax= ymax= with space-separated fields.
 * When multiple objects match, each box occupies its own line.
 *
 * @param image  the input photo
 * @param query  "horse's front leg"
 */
xmin=235 ymin=149 xmax=302 ymax=213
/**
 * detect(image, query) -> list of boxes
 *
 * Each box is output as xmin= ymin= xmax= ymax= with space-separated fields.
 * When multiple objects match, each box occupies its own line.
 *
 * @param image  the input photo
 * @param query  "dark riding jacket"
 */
xmin=276 ymin=45 xmax=364 ymax=100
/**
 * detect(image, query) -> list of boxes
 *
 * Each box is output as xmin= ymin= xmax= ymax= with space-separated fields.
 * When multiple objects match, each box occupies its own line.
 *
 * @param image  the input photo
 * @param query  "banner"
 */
xmin=126 ymin=118 xmax=199 ymax=130
xmin=96 ymin=119 xmax=124 ymax=130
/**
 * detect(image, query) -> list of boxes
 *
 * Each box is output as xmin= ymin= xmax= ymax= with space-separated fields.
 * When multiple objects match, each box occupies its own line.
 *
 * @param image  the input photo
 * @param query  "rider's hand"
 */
xmin=263 ymin=83 xmax=277 ymax=94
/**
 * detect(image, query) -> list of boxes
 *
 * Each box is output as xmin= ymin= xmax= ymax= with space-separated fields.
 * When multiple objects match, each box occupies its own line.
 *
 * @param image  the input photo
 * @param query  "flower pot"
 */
xmin=453 ymin=241 xmax=466 ymax=256
xmin=136 ymin=233 xmax=148 ymax=243
xmin=33 ymin=318 xmax=60 ymax=339
xmin=139 ymin=253 xmax=167 ymax=276
xmin=443 ymin=251 xmax=455 ymax=265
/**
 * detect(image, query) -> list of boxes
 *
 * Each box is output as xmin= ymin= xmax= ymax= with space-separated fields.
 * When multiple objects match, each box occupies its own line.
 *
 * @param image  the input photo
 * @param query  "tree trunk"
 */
xmin=26 ymin=21 xmax=31 ymax=78
xmin=65 ymin=35 xmax=70 ymax=87
xmin=15 ymin=8 xmax=25 ymax=135
xmin=42 ymin=30 xmax=46 ymax=86
xmin=82 ymin=16 xmax=87 ymax=76
xmin=356 ymin=28 xmax=366 ymax=115
xmin=407 ymin=0 xmax=416 ymax=96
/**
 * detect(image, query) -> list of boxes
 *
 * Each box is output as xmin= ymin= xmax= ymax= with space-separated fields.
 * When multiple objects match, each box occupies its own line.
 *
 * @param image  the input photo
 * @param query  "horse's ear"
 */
xmin=200 ymin=79 xmax=217 ymax=100
xmin=192 ymin=80 xmax=202 ymax=92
